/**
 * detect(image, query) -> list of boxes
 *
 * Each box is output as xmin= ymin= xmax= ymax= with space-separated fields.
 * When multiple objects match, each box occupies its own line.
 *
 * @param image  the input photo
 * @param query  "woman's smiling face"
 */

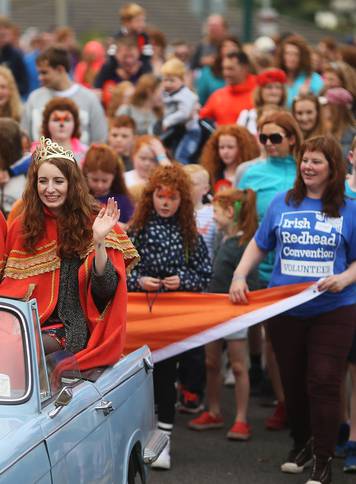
xmin=37 ymin=162 xmax=69 ymax=214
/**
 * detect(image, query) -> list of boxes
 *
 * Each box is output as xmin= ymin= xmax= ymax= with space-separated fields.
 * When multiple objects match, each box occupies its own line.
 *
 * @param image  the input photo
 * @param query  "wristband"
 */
xmin=156 ymin=153 xmax=167 ymax=162
xmin=232 ymin=274 xmax=246 ymax=282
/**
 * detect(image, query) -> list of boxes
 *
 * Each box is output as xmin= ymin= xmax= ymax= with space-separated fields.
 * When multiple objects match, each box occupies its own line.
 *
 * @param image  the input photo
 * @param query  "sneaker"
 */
xmin=227 ymin=421 xmax=251 ymax=441
xmin=344 ymin=440 xmax=356 ymax=473
xmin=305 ymin=455 xmax=332 ymax=484
xmin=177 ymin=388 xmax=204 ymax=414
xmin=151 ymin=436 xmax=171 ymax=470
xmin=265 ymin=401 xmax=288 ymax=430
xmin=335 ymin=422 xmax=350 ymax=458
xmin=188 ymin=411 xmax=224 ymax=430
xmin=224 ymin=367 xmax=235 ymax=387
xmin=281 ymin=439 xmax=313 ymax=474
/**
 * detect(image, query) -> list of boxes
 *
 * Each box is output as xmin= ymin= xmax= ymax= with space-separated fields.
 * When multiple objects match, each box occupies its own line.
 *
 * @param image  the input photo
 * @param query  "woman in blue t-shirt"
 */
xmin=230 ymin=135 xmax=356 ymax=484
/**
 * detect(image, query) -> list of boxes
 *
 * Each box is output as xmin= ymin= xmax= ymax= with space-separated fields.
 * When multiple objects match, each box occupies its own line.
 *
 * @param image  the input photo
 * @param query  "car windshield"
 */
xmin=0 ymin=309 xmax=29 ymax=402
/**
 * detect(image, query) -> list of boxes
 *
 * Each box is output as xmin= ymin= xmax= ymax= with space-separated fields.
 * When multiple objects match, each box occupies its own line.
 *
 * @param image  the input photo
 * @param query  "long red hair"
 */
xmin=129 ymin=163 xmax=198 ymax=250
xmin=213 ymin=188 xmax=258 ymax=245
xmin=22 ymin=156 xmax=98 ymax=257
xmin=200 ymin=125 xmax=260 ymax=189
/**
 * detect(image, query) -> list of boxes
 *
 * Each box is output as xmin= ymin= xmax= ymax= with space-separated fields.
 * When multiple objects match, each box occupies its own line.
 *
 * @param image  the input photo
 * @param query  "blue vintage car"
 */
xmin=0 ymin=296 xmax=166 ymax=483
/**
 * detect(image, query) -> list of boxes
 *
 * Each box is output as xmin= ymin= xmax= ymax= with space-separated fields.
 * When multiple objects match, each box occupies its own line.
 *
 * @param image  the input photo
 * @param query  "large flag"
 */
xmin=125 ymin=282 xmax=321 ymax=362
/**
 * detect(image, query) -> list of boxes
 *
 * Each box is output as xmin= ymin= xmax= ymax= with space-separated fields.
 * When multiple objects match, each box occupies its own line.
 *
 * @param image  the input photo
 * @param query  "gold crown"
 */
xmin=33 ymin=137 xmax=76 ymax=164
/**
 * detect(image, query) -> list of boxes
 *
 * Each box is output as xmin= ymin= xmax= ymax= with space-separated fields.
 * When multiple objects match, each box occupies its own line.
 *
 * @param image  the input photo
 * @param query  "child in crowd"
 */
xmin=183 ymin=164 xmax=216 ymax=260
xmin=127 ymin=164 xmax=211 ymax=470
xmin=176 ymin=165 xmax=217 ymax=415
xmin=189 ymin=188 xmax=259 ymax=440
xmin=108 ymin=115 xmax=137 ymax=171
xmin=107 ymin=81 xmax=135 ymax=119
xmin=124 ymin=134 xmax=170 ymax=189
xmin=159 ymin=57 xmax=200 ymax=164
xmin=82 ymin=144 xmax=134 ymax=225
xmin=117 ymin=73 xmax=162 ymax=135
xmin=116 ymin=3 xmax=153 ymax=65
xmin=200 ymin=125 xmax=260 ymax=189
xmin=37 ymin=97 xmax=88 ymax=164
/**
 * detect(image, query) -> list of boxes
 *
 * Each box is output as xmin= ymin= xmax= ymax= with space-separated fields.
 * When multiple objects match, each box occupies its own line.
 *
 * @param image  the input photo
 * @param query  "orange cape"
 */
xmin=0 ymin=211 xmax=6 ymax=273
xmin=0 ymin=213 xmax=139 ymax=371
xmin=124 ymin=283 xmax=320 ymax=362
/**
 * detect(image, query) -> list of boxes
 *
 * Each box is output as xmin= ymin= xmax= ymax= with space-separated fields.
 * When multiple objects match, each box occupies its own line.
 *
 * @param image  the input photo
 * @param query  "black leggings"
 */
xmin=153 ymin=356 xmax=178 ymax=425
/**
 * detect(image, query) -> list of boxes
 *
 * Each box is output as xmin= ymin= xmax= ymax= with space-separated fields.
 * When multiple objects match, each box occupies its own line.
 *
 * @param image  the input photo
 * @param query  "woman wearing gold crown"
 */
xmin=0 ymin=137 xmax=139 ymax=371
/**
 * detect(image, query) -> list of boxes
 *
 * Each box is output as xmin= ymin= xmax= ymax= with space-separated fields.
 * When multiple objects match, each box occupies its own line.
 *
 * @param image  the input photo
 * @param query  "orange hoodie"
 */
xmin=200 ymin=74 xmax=257 ymax=125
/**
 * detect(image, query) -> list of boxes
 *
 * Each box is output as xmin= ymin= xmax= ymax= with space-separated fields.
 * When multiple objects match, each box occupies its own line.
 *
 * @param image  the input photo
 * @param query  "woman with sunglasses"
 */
xmin=230 ymin=135 xmax=356 ymax=484
xmin=237 ymin=110 xmax=303 ymax=431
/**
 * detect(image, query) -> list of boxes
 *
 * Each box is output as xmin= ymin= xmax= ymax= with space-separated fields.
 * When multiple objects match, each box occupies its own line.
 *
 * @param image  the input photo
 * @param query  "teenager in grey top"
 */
xmin=21 ymin=46 xmax=107 ymax=145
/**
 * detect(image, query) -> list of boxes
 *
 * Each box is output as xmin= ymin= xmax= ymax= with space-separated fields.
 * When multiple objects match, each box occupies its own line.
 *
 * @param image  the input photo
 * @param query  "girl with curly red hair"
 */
xmin=127 ymin=163 xmax=211 ymax=470
xmin=200 ymin=124 xmax=260 ymax=190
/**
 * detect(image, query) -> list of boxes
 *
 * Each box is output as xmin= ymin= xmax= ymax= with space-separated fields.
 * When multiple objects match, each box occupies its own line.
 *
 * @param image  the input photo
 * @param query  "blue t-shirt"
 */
xmin=255 ymin=192 xmax=356 ymax=317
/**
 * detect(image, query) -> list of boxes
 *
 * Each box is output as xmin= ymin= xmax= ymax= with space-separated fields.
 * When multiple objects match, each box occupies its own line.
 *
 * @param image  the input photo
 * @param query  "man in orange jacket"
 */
xmin=200 ymin=51 xmax=257 ymax=125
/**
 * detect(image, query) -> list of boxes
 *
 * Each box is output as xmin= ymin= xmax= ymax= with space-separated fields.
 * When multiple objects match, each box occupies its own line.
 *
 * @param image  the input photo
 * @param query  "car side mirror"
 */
xmin=48 ymin=386 xmax=73 ymax=418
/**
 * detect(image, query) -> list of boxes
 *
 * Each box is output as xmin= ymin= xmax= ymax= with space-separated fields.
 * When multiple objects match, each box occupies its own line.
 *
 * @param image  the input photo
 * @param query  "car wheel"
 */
xmin=127 ymin=447 xmax=145 ymax=484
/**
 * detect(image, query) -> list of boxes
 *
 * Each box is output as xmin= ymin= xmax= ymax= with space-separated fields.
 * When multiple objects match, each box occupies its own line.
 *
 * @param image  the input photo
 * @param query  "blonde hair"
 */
xmin=161 ymin=57 xmax=186 ymax=79
xmin=183 ymin=164 xmax=210 ymax=183
xmin=119 ymin=3 xmax=145 ymax=22
xmin=0 ymin=65 xmax=22 ymax=122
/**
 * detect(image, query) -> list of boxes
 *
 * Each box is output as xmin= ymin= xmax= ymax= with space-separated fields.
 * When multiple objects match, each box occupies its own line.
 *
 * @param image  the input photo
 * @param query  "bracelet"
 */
xmin=156 ymin=153 xmax=167 ymax=162
xmin=232 ymin=274 xmax=246 ymax=282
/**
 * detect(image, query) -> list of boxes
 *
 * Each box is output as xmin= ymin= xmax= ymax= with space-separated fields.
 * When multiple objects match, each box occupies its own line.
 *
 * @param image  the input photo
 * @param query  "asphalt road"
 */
xmin=148 ymin=387 xmax=354 ymax=484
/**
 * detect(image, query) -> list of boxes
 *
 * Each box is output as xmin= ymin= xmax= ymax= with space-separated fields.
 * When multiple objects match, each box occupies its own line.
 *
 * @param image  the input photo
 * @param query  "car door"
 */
xmin=41 ymin=379 xmax=115 ymax=484
xmin=93 ymin=346 xmax=155 ymax=483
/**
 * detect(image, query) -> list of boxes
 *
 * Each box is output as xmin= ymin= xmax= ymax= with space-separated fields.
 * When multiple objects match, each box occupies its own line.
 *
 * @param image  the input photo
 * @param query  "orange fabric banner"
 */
xmin=124 ymin=282 xmax=318 ymax=361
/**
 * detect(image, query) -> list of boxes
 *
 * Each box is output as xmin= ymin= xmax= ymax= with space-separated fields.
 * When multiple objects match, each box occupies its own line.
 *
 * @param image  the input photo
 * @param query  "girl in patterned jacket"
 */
xmin=127 ymin=163 xmax=211 ymax=470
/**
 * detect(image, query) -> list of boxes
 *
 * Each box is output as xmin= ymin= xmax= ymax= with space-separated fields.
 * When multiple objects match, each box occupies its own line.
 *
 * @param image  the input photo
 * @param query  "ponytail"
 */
xmin=238 ymin=189 xmax=258 ymax=245
xmin=212 ymin=188 xmax=258 ymax=245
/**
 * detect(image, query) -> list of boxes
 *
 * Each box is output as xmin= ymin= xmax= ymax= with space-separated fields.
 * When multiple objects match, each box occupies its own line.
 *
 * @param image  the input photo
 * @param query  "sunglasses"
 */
xmin=259 ymin=133 xmax=287 ymax=145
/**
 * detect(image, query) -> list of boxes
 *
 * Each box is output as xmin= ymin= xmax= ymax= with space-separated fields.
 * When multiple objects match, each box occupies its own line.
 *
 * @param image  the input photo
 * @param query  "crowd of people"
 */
xmin=0 ymin=3 xmax=356 ymax=483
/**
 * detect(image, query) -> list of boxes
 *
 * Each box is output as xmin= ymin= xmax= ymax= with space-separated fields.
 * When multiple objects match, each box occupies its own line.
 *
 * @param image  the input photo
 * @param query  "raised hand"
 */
xmin=92 ymin=197 xmax=120 ymax=244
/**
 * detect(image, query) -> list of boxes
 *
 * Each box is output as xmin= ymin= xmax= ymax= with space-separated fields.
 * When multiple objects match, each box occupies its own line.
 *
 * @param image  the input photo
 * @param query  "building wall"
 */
xmin=10 ymin=0 xmax=339 ymax=45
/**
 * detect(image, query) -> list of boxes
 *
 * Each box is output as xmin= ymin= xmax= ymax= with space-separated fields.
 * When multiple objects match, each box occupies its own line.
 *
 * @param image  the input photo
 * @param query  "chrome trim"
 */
xmin=95 ymin=400 xmax=114 ymax=416
xmin=143 ymin=356 xmax=153 ymax=373
xmin=143 ymin=430 xmax=168 ymax=464
xmin=0 ymin=304 xmax=32 ymax=404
